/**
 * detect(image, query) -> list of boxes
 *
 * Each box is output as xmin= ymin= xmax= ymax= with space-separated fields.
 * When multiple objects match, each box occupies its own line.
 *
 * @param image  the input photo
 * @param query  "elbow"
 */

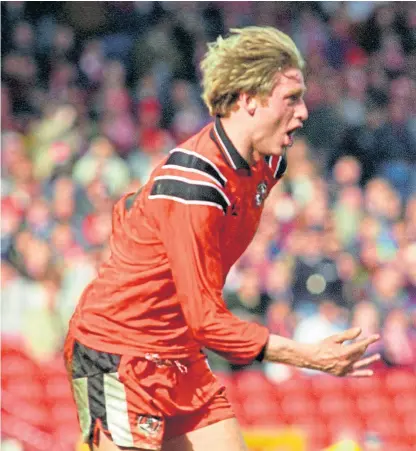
xmin=188 ymin=314 xmax=219 ymax=345
xmin=189 ymin=322 xmax=209 ymax=344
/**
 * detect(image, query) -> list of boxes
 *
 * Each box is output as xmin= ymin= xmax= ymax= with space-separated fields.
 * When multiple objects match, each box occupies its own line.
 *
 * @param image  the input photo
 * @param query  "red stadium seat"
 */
xmin=318 ymin=394 xmax=356 ymax=418
xmin=384 ymin=370 xmax=416 ymax=396
xmin=235 ymin=370 xmax=275 ymax=396
xmin=310 ymin=375 xmax=346 ymax=398
xmin=293 ymin=417 xmax=330 ymax=451
xmin=42 ymin=354 xmax=68 ymax=377
xmin=356 ymin=393 xmax=392 ymax=416
xmin=49 ymin=404 xmax=79 ymax=428
xmin=393 ymin=393 xmax=416 ymax=417
xmin=364 ymin=414 xmax=402 ymax=443
xmin=45 ymin=375 xmax=74 ymax=404
xmin=384 ymin=442 xmax=415 ymax=451
xmin=346 ymin=374 xmax=382 ymax=397
xmin=239 ymin=394 xmax=282 ymax=427
xmin=403 ymin=415 xmax=416 ymax=446
xmin=326 ymin=413 xmax=363 ymax=440
xmin=52 ymin=426 xmax=82 ymax=451
xmin=280 ymin=394 xmax=316 ymax=423
xmin=3 ymin=398 xmax=52 ymax=432
xmin=3 ymin=377 xmax=45 ymax=403
xmin=1 ymin=411 xmax=54 ymax=451
xmin=276 ymin=375 xmax=312 ymax=399
xmin=1 ymin=354 xmax=40 ymax=382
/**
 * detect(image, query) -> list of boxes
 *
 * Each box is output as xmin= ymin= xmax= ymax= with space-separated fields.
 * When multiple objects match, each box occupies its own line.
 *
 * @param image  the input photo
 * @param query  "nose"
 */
xmin=296 ymin=98 xmax=309 ymax=122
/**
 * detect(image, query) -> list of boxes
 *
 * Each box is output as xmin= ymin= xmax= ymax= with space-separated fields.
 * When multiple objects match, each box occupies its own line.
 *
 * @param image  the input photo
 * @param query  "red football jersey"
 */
xmin=70 ymin=117 xmax=287 ymax=365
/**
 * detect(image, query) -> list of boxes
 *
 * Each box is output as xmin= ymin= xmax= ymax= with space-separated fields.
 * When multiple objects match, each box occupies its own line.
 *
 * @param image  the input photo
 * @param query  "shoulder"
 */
xmin=162 ymin=147 xmax=228 ymax=189
xmin=146 ymin=122 xmax=232 ymax=214
xmin=148 ymin=147 xmax=230 ymax=215
xmin=149 ymin=172 xmax=230 ymax=214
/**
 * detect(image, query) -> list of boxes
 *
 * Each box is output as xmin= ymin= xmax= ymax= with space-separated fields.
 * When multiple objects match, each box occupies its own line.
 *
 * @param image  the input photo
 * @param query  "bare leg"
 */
xmin=92 ymin=429 xmax=148 ymax=451
xmin=161 ymin=418 xmax=248 ymax=451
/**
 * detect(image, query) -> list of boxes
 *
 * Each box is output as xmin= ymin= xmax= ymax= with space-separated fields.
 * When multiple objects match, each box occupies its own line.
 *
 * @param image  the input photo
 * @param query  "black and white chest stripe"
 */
xmin=163 ymin=148 xmax=227 ymax=188
xmin=149 ymin=149 xmax=230 ymax=213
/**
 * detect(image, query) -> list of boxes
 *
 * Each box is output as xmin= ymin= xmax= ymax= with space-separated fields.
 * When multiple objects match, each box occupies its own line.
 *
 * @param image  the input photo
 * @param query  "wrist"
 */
xmin=264 ymin=334 xmax=319 ymax=369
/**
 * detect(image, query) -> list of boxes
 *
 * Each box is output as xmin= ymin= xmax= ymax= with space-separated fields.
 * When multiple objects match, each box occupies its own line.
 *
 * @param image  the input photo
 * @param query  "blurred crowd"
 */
xmin=1 ymin=2 xmax=416 ymax=372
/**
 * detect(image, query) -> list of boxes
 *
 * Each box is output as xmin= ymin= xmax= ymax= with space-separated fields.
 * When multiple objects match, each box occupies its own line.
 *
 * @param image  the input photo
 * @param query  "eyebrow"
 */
xmin=286 ymin=88 xmax=307 ymax=97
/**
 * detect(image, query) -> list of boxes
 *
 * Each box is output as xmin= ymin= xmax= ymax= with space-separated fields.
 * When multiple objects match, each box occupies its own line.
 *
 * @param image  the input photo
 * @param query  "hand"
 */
xmin=312 ymin=327 xmax=381 ymax=377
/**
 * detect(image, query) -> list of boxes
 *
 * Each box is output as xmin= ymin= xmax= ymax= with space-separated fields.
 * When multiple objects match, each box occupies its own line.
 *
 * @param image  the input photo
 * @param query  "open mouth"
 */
xmin=284 ymin=129 xmax=297 ymax=147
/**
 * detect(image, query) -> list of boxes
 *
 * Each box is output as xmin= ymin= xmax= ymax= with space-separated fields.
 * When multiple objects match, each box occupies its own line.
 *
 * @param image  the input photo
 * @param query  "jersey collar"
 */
xmin=211 ymin=116 xmax=250 ymax=171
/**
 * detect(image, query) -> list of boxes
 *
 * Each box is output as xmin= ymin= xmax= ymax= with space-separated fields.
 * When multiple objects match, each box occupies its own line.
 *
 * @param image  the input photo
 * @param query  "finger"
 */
xmin=347 ymin=369 xmax=374 ymax=378
xmin=352 ymin=353 xmax=381 ymax=370
xmin=333 ymin=327 xmax=362 ymax=344
xmin=346 ymin=334 xmax=380 ymax=355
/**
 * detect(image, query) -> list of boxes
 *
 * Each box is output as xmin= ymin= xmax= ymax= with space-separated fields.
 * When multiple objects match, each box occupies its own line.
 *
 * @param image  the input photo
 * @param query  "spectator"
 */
xmin=226 ymin=267 xmax=269 ymax=326
xmin=72 ymin=136 xmax=131 ymax=196
xmin=293 ymin=299 xmax=347 ymax=356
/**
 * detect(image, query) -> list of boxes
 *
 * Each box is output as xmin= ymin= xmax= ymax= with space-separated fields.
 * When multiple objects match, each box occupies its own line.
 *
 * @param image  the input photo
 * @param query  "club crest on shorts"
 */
xmin=255 ymin=181 xmax=268 ymax=206
xmin=137 ymin=415 xmax=162 ymax=436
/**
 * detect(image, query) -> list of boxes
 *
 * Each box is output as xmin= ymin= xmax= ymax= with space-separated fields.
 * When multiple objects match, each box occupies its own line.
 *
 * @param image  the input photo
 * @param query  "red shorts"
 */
xmin=64 ymin=333 xmax=234 ymax=450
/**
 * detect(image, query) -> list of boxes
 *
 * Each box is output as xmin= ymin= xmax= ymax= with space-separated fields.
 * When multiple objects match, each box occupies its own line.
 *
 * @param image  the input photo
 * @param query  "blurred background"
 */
xmin=1 ymin=2 xmax=415 ymax=451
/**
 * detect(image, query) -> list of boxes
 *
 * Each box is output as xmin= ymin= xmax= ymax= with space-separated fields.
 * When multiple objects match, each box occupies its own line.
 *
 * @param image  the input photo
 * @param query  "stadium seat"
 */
xmin=276 ymin=375 xmax=312 ymax=399
xmin=280 ymin=394 xmax=317 ymax=423
xmin=45 ymin=375 xmax=74 ymax=404
xmin=393 ymin=393 xmax=416 ymax=417
xmin=356 ymin=394 xmax=391 ymax=416
xmin=346 ymin=374 xmax=382 ymax=397
xmin=326 ymin=414 xmax=363 ymax=441
xmin=364 ymin=414 xmax=401 ymax=443
xmin=403 ymin=415 xmax=416 ymax=446
xmin=235 ymin=370 xmax=275 ymax=397
xmin=239 ymin=395 xmax=282 ymax=427
xmin=318 ymin=394 xmax=356 ymax=418
xmin=42 ymin=354 xmax=68 ymax=377
xmin=293 ymin=417 xmax=330 ymax=451
xmin=1 ymin=354 xmax=40 ymax=382
xmin=1 ymin=411 xmax=54 ymax=451
xmin=2 ymin=397 xmax=52 ymax=432
xmin=310 ymin=375 xmax=346 ymax=398
xmin=52 ymin=425 xmax=82 ymax=451
xmin=3 ymin=377 xmax=45 ymax=403
xmin=384 ymin=442 xmax=416 ymax=451
xmin=384 ymin=370 xmax=416 ymax=395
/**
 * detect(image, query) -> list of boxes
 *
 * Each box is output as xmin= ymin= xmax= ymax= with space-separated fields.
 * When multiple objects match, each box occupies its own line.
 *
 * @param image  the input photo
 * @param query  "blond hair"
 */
xmin=200 ymin=26 xmax=305 ymax=117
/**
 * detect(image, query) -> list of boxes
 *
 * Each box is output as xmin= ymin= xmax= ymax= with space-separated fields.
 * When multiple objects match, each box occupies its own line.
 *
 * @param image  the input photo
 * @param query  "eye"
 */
xmin=287 ymin=94 xmax=300 ymax=105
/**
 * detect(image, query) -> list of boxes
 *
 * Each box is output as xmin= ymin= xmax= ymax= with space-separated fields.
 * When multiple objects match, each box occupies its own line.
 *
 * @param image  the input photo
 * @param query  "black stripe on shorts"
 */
xmin=72 ymin=342 xmax=121 ymax=444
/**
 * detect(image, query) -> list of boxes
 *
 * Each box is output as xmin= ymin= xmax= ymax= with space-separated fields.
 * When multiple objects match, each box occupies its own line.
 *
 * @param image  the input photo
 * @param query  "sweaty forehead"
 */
xmin=271 ymin=68 xmax=306 ymax=96
xmin=280 ymin=68 xmax=305 ymax=86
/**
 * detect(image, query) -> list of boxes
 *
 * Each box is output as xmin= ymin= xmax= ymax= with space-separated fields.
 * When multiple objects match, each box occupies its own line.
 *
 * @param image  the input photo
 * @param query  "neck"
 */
xmin=220 ymin=115 xmax=254 ymax=165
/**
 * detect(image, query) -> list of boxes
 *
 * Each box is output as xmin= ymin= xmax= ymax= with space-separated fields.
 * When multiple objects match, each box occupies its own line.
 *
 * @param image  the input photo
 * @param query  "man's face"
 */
xmin=252 ymin=68 xmax=308 ymax=157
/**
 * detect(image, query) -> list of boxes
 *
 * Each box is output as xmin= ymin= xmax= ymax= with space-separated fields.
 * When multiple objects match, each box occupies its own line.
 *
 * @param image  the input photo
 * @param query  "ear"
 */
xmin=238 ymin=93 xmax=258 ymax=116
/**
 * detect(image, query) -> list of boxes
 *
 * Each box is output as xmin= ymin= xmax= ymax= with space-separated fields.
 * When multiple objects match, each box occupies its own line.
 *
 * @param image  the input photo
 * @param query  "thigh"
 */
xmin=161 ymin=418 xmax=247 ymax=451
xmin=92 ymin=427 xmax=150 ymax=451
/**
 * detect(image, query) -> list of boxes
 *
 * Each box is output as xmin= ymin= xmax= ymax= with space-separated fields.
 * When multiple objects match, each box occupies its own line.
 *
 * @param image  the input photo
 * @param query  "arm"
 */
xmin=264 ymin=328 xmax=380 ymax=377
xmin=148 ymin=175 xmax=380 ymax=375
xmin=150 ymin=185 xmax=269 ymax=365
